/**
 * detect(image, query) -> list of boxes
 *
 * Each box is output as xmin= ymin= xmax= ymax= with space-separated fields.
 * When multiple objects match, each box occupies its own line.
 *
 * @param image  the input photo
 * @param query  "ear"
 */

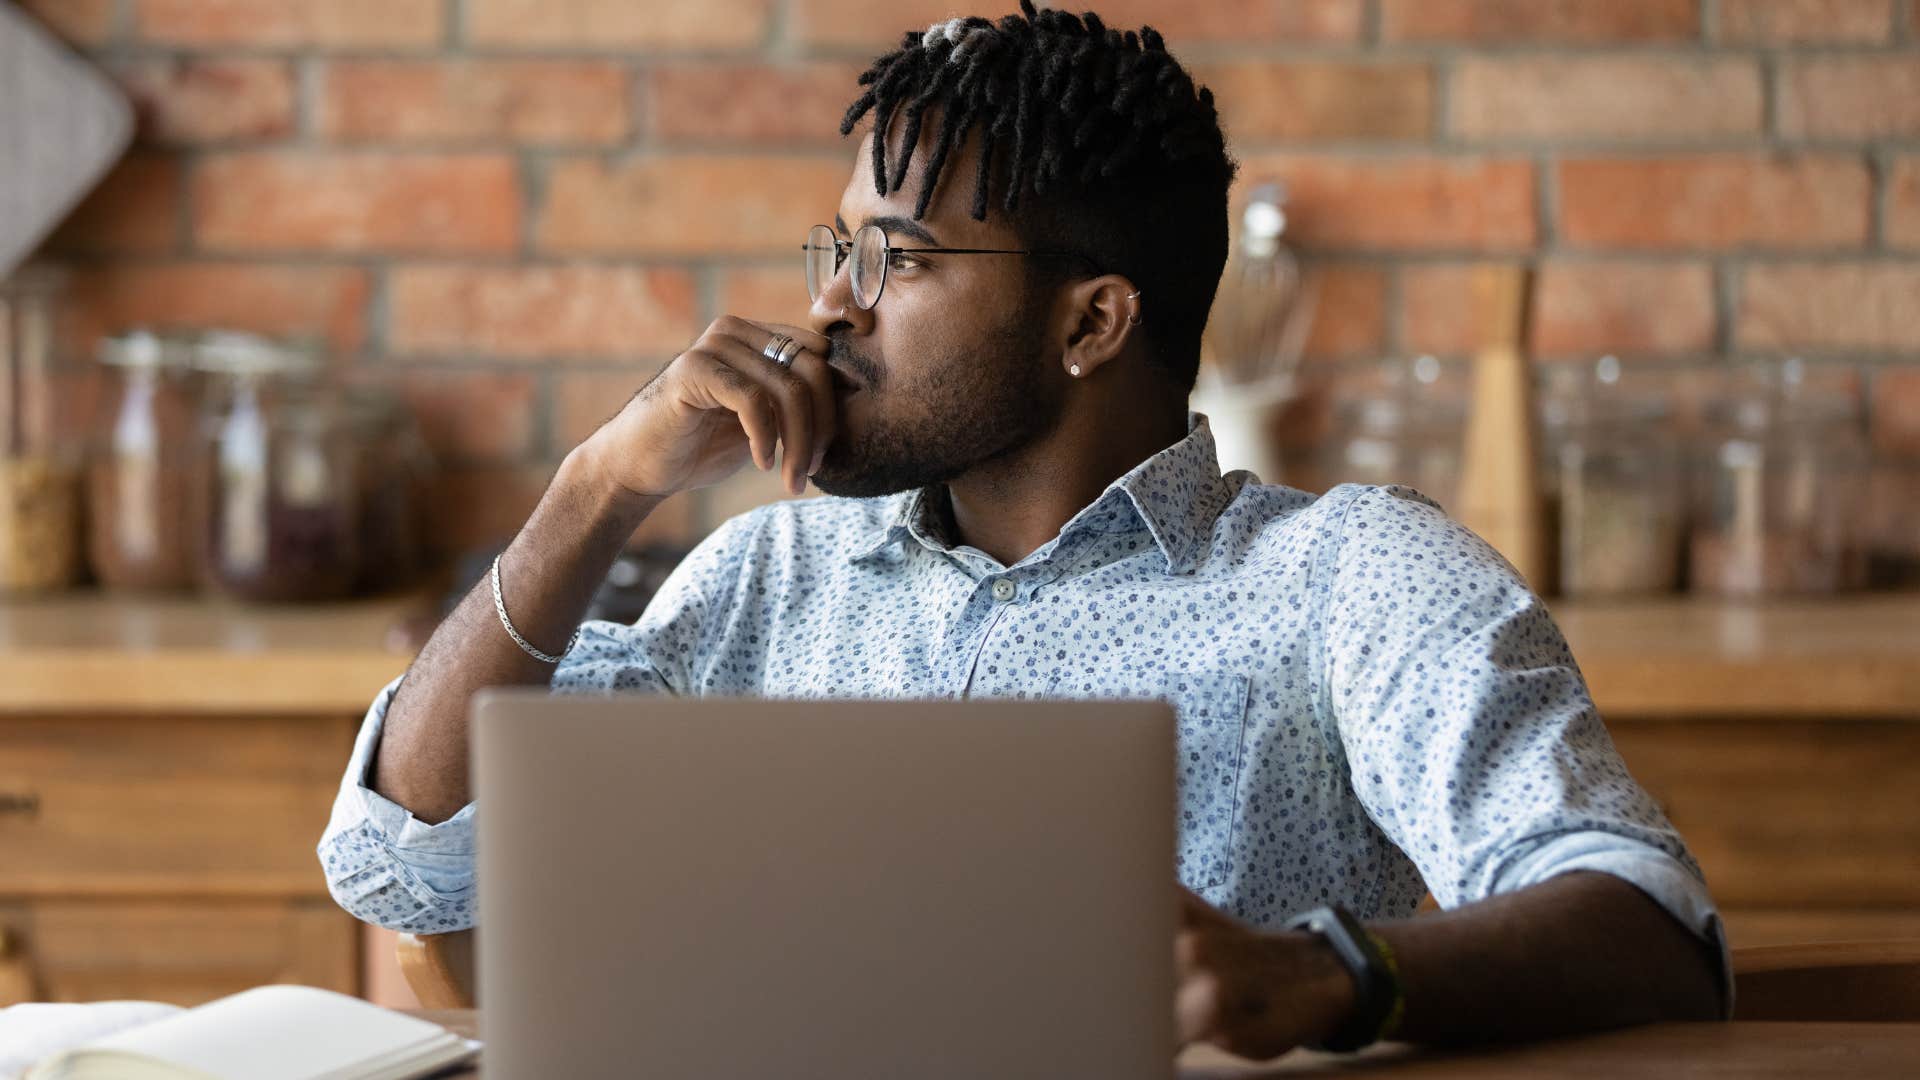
xmin=1057 ymin=275 xmax=1144 ymax=379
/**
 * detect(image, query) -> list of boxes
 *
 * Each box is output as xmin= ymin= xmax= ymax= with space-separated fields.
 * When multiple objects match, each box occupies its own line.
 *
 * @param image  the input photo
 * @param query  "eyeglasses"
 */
xmin=803 ymin=223 xmax=1102 ymax=311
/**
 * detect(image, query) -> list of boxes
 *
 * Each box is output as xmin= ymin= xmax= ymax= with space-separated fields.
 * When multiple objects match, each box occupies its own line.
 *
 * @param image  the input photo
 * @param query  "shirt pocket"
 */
xmin=1048 ymin=669 xmax=1251 ymax=892
xmin=1165 ymin=671 xmax=1251 ymax=891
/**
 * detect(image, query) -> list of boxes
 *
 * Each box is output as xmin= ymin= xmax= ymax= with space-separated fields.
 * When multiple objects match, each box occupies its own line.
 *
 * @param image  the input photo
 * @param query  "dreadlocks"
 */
xmin=838 ymin=0 xmax=1239 ymax=393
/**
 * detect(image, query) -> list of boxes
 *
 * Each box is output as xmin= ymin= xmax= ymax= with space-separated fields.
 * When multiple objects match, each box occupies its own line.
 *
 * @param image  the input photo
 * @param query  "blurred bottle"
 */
xmin=88 ymin=331 xmax=199 ymax=591
xmin=0 ymin=266 xmax=81 ymax=594
xmin=1195 ymin=182 xmax=1319 ymax=480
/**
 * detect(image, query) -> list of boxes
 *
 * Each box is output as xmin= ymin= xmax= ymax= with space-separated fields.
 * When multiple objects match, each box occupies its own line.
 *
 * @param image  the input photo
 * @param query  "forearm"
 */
xmin=1371 ymin=870 xmax=1724 ymax=1046
xmin=372 ymin=446 xmax=661 ymax=824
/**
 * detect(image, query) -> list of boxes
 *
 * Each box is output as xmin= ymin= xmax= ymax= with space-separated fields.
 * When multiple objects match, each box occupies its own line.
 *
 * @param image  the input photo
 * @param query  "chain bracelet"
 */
xmin=490 ymin=553 xmax=581 ymax=664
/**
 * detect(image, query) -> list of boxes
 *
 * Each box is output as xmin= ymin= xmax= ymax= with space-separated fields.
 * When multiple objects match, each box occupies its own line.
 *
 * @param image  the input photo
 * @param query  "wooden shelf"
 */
xmin=1554 ymin=592 xmax=1920 ymax=721
xmin=1 ymin=587 xmax=1914 ymax=719
xmin=0 ymin=589 xmax=430 ymax=714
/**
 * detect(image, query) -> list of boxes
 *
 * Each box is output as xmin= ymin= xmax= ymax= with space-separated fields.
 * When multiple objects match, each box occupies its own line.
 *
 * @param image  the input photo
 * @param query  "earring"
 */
xmin=1069 ymin=364 xmax=1082 ymax=377
xmin=1126 ymin=289 xmax=1143 ymax=327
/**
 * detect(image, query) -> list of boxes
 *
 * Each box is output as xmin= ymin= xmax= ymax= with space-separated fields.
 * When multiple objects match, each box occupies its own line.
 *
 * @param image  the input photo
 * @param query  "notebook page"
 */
xmin=0 ymin=1002 xmax=183 ymax=1080
xmin=82 ymin=986 xmax=459 ymax=1080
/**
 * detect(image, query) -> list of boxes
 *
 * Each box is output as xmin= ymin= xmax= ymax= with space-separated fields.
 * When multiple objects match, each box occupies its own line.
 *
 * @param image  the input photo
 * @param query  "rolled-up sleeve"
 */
xmin=316 ymin=510 xmax=758 ymax=931
xmin=1321 ymin=484 xmax=1733 ymax=1018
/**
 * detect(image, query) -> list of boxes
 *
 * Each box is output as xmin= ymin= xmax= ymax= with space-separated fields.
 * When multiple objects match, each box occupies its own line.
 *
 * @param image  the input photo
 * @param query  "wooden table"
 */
xmin=411 ymin=1012 xmax=1920 ymax=1077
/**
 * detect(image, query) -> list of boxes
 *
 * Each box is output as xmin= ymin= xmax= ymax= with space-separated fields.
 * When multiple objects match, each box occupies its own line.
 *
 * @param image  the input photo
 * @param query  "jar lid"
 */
xmin=97 ymin=329 xmax=195 ymax=369
xmin=191 ymin=330 xmax=323 ymax=375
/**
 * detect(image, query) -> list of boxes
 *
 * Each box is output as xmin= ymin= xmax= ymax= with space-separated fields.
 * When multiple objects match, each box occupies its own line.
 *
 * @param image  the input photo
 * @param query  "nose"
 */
xmin=807 ymin=251 xmax=873 ymax=338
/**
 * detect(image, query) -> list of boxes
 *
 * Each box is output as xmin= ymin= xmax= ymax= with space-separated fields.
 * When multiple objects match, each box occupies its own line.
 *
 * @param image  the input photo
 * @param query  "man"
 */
xmin=321 ymin=1 xmax=1728 ymax=1060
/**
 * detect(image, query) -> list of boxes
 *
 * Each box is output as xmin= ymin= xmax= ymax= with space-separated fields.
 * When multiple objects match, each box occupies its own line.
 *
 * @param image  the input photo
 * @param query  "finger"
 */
xmin=714 ymin=315 xmax=817 ymax=491
xmin=1176 ymin=971 xmax=1219 ymax=1047
xmin=784 ymin=351 xmax=837 ymax=479
xmin=709 ymin=316 xmax=838 ymax=480
xmin=729 ymin=315 xmax=832 ymax=360
xmin=1175 ymin=928 xmax=1201 ymax=975
xmin=684 ymin=350 xmax=778 ymax=472
xmin=702 ymin=330 xmax=815 ymax=495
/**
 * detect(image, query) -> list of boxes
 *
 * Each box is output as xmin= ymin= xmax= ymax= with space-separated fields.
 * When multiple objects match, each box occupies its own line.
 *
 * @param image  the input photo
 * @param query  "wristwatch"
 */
xmin=1283 ymin=905 xmax=1404 ymax=1052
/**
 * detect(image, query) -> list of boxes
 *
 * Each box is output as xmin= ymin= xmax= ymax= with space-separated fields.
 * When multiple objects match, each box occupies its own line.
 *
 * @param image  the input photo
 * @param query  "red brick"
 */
xmin=1718 ymin=0 xmax=1894 ymax=43
xmin=1870 ymin=368 xmax=1920 ymax=455
xmin=538 ymin=155 xmax=849 ymax=257
xmin=116 ymin=58 xmax=297 ymax=144
xmin=63 ymin=263 xmax=370 ymax=357
xmin=1402 ymin=262 xmax=1520 ymax=355
xmin=44 ymin=155 xmax=180 ymax=256
xmin=1558 ymin=155 xmax=1870 ymax=251
xmin=1737 ymin=263 xmax=1920 ymax=351
xmin=390 ymin=266 xmax=701 ymax=358
xmin=18 ymin=0 xmax=117 ymax=45
xmin=1234 ymin=155 xmax=1536 ymax=253
xmin=368 ymin=371 xmax=537 ymax=465
xmin=1381 ymin=0 xmax=1698 ymax=42
xmin=1297 ymin=266 xmax=1388 ymax=359
xmin=786 ymin=0 xmax=1364 ymax=48
xmin=646 ymin=61 xmax=870 ymax=145
xmin=716 ymin=264 xmax=816 ymax=330
xmin=553 ymin=370 xmax=655 ymax=450
xmin=425 ymin=464 xmax=697 ymax=553
xmin=467 ymin=0 xmax=772 ymax=49
xmin=1450 ymin=58 xmax=1761 ymax=141
xmin=1778 ymin=58 xmax=1920 ymax=139
xmin=193 ymin=153 xmax=520 ymax=255
xmin=1531 ymin=261 xmax=1717 ymax=356
xmin=1194 ymin=62 xmax=1433 ymax=142
xmin=133 ymin=0 xmax=441 ymax=48
xmin=1890 ymin=157 xmax=1920 ymax=250
xmin=321 ymin=61 xmax=629 ymax=146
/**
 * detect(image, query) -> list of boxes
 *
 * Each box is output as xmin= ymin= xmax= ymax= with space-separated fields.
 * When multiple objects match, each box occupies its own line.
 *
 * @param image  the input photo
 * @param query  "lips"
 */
xmin=828 ymin=363 xmax=864 ymax=394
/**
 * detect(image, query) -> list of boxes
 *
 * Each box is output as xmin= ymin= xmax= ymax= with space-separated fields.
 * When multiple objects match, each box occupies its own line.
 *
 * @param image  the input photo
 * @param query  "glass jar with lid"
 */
xmin=0 ymin=266 xmax=81 ymax=594
xmin=1537 ymin=356 xmax=1687 ymax=598
xmin=344 ymin=385 xmax=435 ymax=594
xmin=192 ymin=332 xmax=361 ymax=602
xmin=1689 ymin=359 xmax=1869 ymax=598
xmin=87 ymin=330 xmax=200 ymax=590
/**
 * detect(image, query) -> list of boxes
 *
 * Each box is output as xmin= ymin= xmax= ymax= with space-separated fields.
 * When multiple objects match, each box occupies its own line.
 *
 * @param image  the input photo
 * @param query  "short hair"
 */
xmin=840 ymin=0 xmax=1238 ymax=393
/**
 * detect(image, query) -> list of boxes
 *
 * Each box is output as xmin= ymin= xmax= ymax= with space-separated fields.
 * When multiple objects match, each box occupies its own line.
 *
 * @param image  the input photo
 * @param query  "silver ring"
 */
xmin=775 ymin=339 xmax=804 ymax=368
xmin=760 ymin=332 xmax=798 ymax=368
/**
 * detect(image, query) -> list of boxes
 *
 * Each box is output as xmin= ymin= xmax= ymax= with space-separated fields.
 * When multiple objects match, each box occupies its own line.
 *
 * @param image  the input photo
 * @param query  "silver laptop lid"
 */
xmin=473 ymin=690 xmax=1176 ymax=1079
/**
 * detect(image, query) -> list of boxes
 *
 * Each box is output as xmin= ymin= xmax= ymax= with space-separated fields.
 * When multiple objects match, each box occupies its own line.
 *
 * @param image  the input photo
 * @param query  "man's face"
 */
xmin=805 ymin=114 xmax=1066 ymax=499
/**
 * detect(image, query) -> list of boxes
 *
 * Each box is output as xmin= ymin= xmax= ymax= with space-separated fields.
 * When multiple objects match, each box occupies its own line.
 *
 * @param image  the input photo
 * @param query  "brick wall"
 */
xmin=21 ymin=0 xmax=1920 ymax=554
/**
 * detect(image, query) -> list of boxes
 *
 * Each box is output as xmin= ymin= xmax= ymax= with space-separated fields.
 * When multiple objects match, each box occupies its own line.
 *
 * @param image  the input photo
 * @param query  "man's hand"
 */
xmin=1175 ymin=885 xmax=1358 ymax=1061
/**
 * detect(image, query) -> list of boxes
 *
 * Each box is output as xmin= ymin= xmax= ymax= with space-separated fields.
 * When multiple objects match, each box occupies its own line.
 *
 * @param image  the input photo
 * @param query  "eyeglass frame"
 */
xmin=803 ymin=222 xmax=1106 ymax=310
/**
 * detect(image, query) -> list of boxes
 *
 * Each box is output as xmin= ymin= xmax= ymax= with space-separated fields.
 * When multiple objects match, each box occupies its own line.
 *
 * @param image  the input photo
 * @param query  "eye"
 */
xmin=887 ymin=251 xmax=922 ymax=271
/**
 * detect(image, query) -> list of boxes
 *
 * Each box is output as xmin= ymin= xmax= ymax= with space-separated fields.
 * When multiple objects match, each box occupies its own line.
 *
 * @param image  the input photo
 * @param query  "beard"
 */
xmin=809 ymin=296 xmax=1062 ymax=499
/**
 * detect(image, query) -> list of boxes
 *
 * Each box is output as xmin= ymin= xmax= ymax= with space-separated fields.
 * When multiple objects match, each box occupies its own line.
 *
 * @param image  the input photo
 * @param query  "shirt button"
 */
xmin=991 ymin=578 xmax=1017 ymax=602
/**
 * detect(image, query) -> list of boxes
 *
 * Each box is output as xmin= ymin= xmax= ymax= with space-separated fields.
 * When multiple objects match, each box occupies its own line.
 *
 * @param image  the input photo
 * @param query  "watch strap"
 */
xmin=1284 ymin=905 xmax=1404 ymax=1052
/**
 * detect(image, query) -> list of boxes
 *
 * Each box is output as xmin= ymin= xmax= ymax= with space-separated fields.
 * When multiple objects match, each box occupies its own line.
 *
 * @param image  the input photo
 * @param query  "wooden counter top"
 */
xmin=0 ymin=589 xmax=430 ymax=714
xmin=1554 ymin=592 xmax=1920 ymax=720
xmin=1 ymin=588 xmax=1914 ymax=719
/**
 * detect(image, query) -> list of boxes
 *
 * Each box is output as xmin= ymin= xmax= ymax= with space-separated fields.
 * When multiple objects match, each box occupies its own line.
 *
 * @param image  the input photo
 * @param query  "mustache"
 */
xmin=827 ymin=339 xmax=879 ymax=387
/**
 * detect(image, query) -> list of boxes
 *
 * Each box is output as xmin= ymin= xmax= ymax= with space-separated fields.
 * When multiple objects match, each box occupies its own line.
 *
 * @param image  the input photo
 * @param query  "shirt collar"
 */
xmin=848 ymin=409 xmax=1233 ymax=575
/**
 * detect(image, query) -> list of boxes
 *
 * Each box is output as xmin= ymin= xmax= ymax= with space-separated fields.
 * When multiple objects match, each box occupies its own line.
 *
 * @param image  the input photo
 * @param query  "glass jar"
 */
xmin=193 ymin=333 xmax=361 ymax=602
xmin=87 ymin=331 xmax=200 ymax=590
xmin=1538 ymin=358 xmax=1687 ymax=598
xmin=1309 ymin=356 xmax=1466 ymax=510
xmin=1689 ymin=360 xmax=1869 ymax=598
xmin=345 ymin=386 xmax=435 ymax=594
xmin=0 ymin=266 xmax=81 ymax=594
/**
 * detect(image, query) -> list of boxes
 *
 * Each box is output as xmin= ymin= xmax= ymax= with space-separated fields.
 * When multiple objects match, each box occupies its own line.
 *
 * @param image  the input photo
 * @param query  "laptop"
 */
xmin=470 ymin=689 xmax=1178 ymax=1079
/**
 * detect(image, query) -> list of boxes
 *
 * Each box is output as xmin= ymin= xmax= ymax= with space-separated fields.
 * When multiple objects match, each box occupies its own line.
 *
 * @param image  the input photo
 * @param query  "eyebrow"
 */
xmin=835 ymin=212 xmax=942 ymax=248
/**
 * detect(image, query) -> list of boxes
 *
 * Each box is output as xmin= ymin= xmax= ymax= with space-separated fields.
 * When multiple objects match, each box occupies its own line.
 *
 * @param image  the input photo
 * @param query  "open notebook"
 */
xmin=16 ymin=985 xmax=479 ymax=1080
